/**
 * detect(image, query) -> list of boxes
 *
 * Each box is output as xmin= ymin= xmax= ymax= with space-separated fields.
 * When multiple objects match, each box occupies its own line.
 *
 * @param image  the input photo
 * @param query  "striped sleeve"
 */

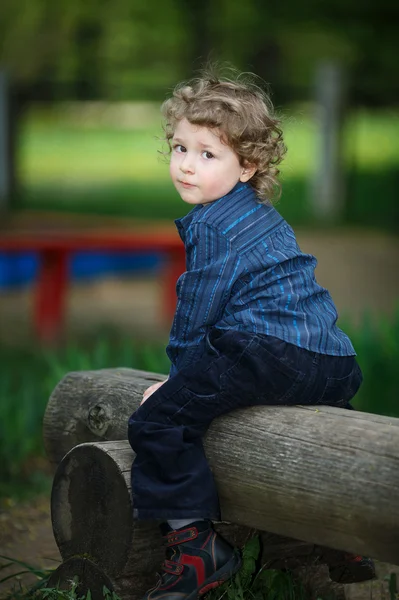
xmin=167 ymin=222 xmax=241 ymax=372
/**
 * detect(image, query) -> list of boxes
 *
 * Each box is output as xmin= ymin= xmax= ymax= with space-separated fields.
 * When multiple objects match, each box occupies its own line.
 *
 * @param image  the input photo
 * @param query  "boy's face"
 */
xmin=169 ymin=118 xmax=254 ymax=206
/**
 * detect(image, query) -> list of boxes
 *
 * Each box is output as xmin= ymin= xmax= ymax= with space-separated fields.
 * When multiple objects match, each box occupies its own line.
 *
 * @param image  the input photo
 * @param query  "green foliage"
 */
xmin=1 ymin=540 xmax=308 ymax=600
xmin=0 ymin=0 xmax=398 ymax=106
xmin=18 ymin=108 xmax=399 ymax=232
xmin=0 ymin=0 xmax=185 ymax=96
xmin=0 ymin=560 xmax=120 ymax=600
xmin=206 ymin=535 xmax=308 ymax=600
xmin=0 ymin=348 xmax=51 ymax=487
xmin=0 ymin=555 xmax=53 ymax=599
xmin=0 ymin=333 xmax=169 ymax=499
xmin=38 ymin=582 xmax=120 ymax=600
xmin=343 ymin=308 xmax=399 ymax=418
xmin=386 ymin=572 xmax=398 ymax=600
xmin=2 ymin=539 xmax=398 ymax=600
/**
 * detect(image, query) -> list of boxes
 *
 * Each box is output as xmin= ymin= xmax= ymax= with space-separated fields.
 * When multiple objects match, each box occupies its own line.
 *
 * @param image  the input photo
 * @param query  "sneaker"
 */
xmin=143 ymin=520 xmax=242 ymax=600
xmin=328 ymin=553 xmax=376 ymax=584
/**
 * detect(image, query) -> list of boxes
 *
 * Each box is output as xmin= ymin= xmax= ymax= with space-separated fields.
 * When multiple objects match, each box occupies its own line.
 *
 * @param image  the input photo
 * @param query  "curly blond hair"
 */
xmin=161 ymin=67 xmax=286 ymax=202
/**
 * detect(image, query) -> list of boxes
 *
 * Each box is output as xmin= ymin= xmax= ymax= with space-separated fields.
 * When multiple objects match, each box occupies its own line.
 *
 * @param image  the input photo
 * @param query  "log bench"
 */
xmin=43 ymin=368 xmax=399 ymax=600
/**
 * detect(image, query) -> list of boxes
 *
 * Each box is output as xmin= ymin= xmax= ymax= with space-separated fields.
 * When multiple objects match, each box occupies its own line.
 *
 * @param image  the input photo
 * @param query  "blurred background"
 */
xmin=0 ymin=0 xmax=398 ymax=498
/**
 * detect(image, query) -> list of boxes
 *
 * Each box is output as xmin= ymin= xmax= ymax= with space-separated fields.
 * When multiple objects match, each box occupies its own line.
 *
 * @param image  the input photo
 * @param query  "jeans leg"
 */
xmin=128 ymin=331 xmax=261 ymax=520
xmin=128 ymin=373 xmax=233 ymax=520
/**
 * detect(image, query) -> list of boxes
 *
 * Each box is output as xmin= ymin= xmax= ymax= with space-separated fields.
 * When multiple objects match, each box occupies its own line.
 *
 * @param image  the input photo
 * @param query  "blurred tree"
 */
xmin=175 ymin=0 xmax=212 ymax=73
xmin=0 ymin=0 xmax=398 ymax=104
xmin=210 ymin=0 xmax=398 ymax=105
xmin=0 ymin=0 xmax=188 ymax=99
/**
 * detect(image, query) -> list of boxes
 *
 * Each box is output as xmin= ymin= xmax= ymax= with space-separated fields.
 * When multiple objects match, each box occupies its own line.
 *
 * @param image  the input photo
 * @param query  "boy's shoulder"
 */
xmin=191 ymin=183 xmax=285 ymax=241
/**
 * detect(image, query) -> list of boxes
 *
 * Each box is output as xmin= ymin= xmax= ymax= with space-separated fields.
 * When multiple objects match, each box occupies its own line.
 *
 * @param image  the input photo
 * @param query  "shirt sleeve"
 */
xmin=166 ymin=222 xmax=241 ymax=374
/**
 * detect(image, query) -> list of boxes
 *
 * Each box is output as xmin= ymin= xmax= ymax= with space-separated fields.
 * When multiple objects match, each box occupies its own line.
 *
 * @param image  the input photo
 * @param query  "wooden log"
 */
xmin=45 ymin=368 xmax=345 ymax=598
xmin=45 ymin=368 xmax=399 ymax=564
xmin=43 ymin=368 xmax=166 ymax=466
xmin=43 ymin=367 xmax=399 ymax=465
xmin=51 ymin=440 xmax=346 ymax=600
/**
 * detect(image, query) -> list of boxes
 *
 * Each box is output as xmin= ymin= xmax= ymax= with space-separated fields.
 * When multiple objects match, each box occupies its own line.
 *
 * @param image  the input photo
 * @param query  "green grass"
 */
xmin=348 ymin=308 xmax=399 ymax=417
xmin=3 ymin=538 xmax=398 ymax=600
xmin=19 ymin=108 xmax=399 ymax=183
xmin=0 ymin=333 xmax=169 ymax=500
xmin=0 ymin=536 xmax=311 ymax=600
xmin=14 ymin=105 xmax=399 ymax=231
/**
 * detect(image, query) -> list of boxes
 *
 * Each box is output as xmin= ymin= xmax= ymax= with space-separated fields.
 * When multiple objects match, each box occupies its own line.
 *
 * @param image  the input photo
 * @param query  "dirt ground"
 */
xmin=0 ymin=228 xmax=398 ymax=598
xmin=0 ymin=494 xmax=60 ymax=598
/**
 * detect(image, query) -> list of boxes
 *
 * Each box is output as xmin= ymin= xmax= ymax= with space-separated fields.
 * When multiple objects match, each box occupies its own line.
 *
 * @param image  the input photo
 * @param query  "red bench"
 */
xmin=0 ymin=212 xmax=186 ymax=343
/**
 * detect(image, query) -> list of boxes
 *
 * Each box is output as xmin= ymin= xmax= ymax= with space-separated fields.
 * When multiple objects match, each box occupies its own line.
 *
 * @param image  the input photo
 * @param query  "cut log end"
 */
xmin=51 ymin=442 xmax=133 ymax=577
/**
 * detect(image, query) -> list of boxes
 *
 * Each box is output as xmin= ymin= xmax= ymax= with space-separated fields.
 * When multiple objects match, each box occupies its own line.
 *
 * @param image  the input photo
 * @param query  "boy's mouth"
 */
xmin=180 ymin=181 xmax=196 ymax=188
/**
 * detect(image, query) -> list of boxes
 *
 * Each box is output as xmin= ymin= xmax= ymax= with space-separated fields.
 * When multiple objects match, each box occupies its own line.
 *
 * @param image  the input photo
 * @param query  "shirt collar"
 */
xmin=175 ymin=182 xmax=252 ymax=240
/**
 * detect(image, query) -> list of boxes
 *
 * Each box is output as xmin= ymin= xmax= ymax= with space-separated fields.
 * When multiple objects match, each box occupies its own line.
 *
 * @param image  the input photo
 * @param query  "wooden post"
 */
xmin=311 ymin=61 xmax=346 ymax=222
xmin=34 ymin=249 xmax=69 ymax=344
xmin=162 ymin=246 xmax=186 ymax=323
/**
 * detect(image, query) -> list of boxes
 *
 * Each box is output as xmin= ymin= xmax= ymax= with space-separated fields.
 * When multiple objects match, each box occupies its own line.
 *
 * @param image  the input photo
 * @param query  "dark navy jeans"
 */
xmin=127 ymin=329 xmax=362 ymax=520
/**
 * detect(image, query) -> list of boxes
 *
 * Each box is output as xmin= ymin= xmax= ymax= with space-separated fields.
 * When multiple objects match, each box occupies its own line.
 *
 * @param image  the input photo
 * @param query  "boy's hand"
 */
xmin=141 ymin=379 xmax=168 ymax=405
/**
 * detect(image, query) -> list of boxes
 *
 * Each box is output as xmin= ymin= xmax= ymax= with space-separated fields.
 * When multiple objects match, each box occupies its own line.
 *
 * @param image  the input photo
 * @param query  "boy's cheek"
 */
xmin=169 ymin=161 xmax=177 ymax=181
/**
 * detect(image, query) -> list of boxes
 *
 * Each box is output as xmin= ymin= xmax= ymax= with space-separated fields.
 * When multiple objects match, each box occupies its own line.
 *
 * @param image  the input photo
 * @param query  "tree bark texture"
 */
xmin=43 ymin=368 xmax=166 ymax=466
xmin=45 ymin=368 xmax=399 ymax=565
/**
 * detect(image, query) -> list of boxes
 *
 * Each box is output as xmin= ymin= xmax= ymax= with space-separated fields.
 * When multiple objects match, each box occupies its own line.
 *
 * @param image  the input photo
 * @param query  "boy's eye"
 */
xmin=173 ymin=144 xmax=186 ymax=153
xmin=202 ymin=151 xmax=214 ymax=159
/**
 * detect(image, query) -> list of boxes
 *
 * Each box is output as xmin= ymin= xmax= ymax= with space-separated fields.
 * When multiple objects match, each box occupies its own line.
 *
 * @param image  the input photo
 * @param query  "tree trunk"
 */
xmin=51 ymin=440 xmax=346 ymax=600
xmin=311 ymin=61 xmax=346 ymax=222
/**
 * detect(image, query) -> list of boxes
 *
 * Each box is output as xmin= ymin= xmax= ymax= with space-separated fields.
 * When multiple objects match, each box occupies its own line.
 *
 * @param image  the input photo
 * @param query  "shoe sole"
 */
xmin=186 ymin=550 xmax=242 ymax=600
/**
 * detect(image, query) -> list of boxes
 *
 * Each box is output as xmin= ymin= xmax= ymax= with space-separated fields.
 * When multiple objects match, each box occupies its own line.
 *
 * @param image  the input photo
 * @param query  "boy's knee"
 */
xmin=127 ymin=406 xmax=166 ymax=450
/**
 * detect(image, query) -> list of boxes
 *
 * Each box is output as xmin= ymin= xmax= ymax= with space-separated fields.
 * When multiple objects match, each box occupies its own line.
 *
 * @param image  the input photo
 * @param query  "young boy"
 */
xmin=128 ymin=69 xmax=375 ymax=600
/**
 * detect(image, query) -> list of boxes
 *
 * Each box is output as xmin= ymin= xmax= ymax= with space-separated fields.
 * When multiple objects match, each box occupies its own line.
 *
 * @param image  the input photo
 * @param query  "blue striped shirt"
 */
xmin=167 ymin=182 xmax=355 ymax=376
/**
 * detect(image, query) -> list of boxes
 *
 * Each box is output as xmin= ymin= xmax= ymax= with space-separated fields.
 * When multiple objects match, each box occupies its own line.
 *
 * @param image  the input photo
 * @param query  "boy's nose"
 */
xmin=180 ymin=154 xmax=195 ymax=174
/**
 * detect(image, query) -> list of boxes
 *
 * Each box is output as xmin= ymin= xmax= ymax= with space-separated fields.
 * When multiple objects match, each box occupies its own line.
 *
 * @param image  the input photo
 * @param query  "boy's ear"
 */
xmin=240 ymin=163 xmax=257 ymax=182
